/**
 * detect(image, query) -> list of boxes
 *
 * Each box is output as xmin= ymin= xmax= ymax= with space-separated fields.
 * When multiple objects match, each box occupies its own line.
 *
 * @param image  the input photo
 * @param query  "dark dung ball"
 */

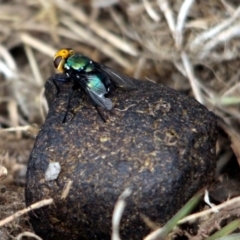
xmin=25 ymin=77 xmax=218 ymax=240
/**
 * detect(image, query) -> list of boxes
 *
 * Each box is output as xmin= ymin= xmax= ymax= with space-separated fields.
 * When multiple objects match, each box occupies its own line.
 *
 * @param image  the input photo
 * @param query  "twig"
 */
xmin=20 ymin=33 xmax=56 ymax=57
xmin=7 ymin=99 xmax=21 ymax=137
xmin=19 ymin=23 xmax=81 ymax=41
xmin=23 ymin=44 xmax=43 ymax=86
xmin=0 ymin=60 xmax=16 ymax=79
xmin=158 ymin=0 xmax=202 ymax=103
xmin=204 ymin=189 xmax=218 ymax=212
xmin=181 ymin=52 xmax=204 ymax=103
xmin=61 ymin=180 xmax=73 ymax=199
xmin=61 ymin=17 xmax=134 ymax=70
xmin=175 ymin=0 xmax=195 ymax=49
xmin=200 ymin=23 xmax=240 ymax=59
xmin=190 ymin=6 xmax=240 ymax=50
xmin=173 ymin=61 xmax=187 ymax=77
xmin=91 ymin=0 xmax=119 ymax=8
xmin=0 ymin=44 xmax=17 ymax=71
xmin=221 ymin=0 xmax=235 ymax=15
xmin=115 ymin=104 xmax=136 ymax=112
xmin=111 ymin=188 xmax=132 ymax=240
xmin=134 ymin=57 xmax=147 ymax=79
xmin=0 ymin=165 xmax=8 ymax=181
xmin=53 ymin=0 xmax=138 ymax=56
xmin=222 ymin=80 xmax=240 ymax=97
xmin=143 ymin=0 xmax=160 ymax=22
xmin=0 ymin=198 xmax=53 ymax=227
xmin=178 ymin=196 xmax=240 ymax=225
xmin=16 ymin=231 xmax=43 ymax=240
xmin=144 ymin=192 xmax=203 ymax=240
xmin=0 ymin=125 xmax=39 ymax=134
xmin=158 ymin=0 xmax=176 ymax=35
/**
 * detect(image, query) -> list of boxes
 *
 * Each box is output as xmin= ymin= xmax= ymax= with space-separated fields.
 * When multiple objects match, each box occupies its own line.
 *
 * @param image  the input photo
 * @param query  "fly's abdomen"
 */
xmin=87 ymin=74 xmax=107 ymax=96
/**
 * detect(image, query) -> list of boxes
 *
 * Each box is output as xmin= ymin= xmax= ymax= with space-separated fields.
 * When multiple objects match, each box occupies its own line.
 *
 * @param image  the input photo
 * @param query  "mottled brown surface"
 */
xmin=25 ymin=77 xmax=217 ymax=240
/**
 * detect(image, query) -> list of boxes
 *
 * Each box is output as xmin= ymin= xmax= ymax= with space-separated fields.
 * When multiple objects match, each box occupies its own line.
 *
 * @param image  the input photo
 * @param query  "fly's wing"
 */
xmin=87 ymin=90 xmax=113 ymax=110
xmin=86 ymin=74 xmax=113 ymax=110
xmin=98 ymin=64 xmax=136 ymax=90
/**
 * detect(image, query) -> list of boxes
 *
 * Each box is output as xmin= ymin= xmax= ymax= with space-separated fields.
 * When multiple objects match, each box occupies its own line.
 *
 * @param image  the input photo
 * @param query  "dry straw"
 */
xmin=1 ymin=0 xmax=240 ymax=238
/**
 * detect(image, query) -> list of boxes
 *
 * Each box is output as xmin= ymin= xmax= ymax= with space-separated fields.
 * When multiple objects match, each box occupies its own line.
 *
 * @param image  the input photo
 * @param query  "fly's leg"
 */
xmin=52 ymin=78 xmax=60 ymax=95
xmin=95 ymin=106 xmax=106 ymax=123
xmin=52 ymin=73 xmax=69 ymax=95
xmin=62 ymin=88 xmax=76 ymax=123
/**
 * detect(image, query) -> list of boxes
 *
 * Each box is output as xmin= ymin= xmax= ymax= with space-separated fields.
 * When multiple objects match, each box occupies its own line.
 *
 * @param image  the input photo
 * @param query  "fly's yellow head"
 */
xmin=53 ymin=48 xmax=74 ymax=72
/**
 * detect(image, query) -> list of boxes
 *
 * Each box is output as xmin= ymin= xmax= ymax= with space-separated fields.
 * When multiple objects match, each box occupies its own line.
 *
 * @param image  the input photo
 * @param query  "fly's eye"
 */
xmin=53 ymin=56 xmax=63 ymax=69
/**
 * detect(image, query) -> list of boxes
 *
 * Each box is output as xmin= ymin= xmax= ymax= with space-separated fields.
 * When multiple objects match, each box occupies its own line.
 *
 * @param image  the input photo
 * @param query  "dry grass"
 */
xmin=0 ymin=0 xmax=240 ymax=239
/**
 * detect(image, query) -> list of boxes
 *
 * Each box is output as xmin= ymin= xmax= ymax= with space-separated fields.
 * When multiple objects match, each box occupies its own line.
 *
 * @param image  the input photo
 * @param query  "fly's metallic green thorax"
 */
xmin=65 ymin=55 xmax=95 ymax=73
